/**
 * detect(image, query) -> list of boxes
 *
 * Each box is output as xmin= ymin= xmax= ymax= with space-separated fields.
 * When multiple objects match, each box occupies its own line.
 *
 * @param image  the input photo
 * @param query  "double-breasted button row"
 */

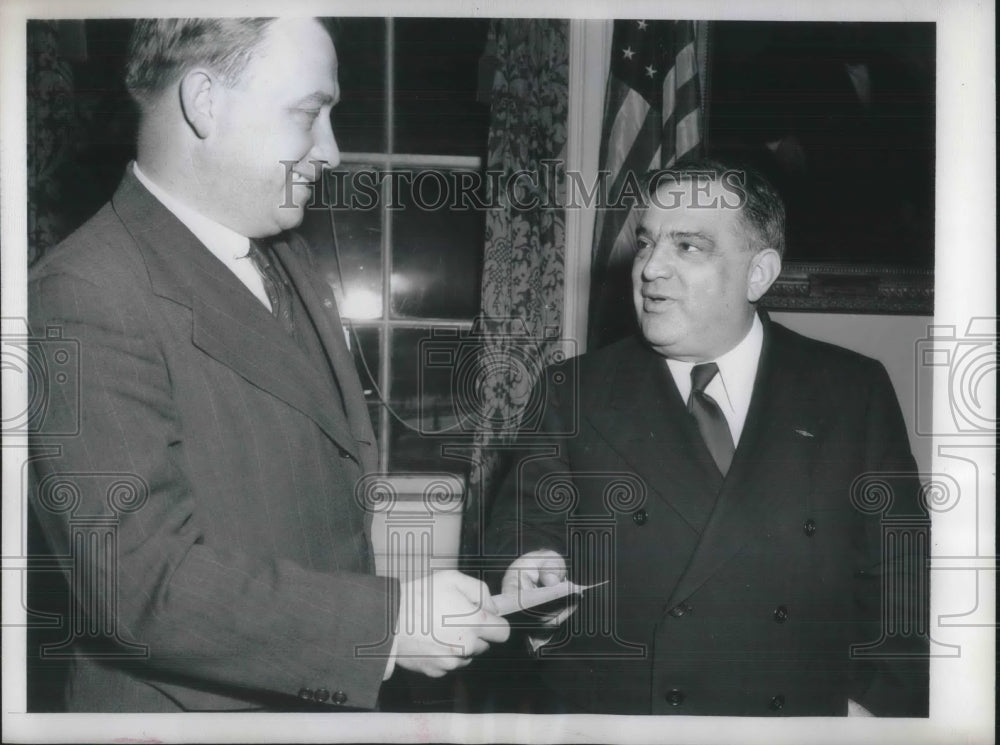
xmin=298 ymin=687 xmax=348 ymax=705
xmin=661 ymin=689 xmax=784 ymax=710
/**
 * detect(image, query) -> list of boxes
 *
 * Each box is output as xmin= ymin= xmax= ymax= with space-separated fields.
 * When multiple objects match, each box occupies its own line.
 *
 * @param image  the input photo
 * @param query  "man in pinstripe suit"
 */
xmin=28 ymin=17 xmax=507 ymax=712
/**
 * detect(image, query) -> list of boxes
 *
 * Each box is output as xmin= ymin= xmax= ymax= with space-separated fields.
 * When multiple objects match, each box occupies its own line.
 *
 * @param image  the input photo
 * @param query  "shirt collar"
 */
xmin=132 ymin=161 xmax=250 ymax=261
xmin=665 ymin=312 xmax=765 ymax=417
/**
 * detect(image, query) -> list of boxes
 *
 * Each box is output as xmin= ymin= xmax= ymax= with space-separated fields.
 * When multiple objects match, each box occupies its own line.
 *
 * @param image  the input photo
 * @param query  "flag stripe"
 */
xmin=675 ymin=109 xmax=701 ymax=161
xmin=662 ymin=74 xmax=701 ymax=152
xmin=589 ymin=19 xmax=704 ymax=349
xmin=674 ymin=39 xmax=697 ymax=87
xmin=605 ymin=88 xmax=651 ymax=184
xmin=662 ymin=50 xmax=697 ymax=125
xmin=593 ymin=105 xmax=663 ymax=270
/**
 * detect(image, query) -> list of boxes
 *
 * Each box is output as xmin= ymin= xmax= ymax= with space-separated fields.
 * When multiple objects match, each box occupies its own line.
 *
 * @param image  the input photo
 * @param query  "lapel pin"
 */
xmin=794 ymin=428 xmax=815 ymax=438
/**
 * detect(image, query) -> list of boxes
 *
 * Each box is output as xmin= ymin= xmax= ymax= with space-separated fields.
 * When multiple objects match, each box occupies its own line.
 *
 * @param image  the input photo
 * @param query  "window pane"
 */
xmin=393 ymin=18 xmax=491 ymax=157
xmin=300 ymin=165 xmax=384 ymax=320
xmin=390 ymin=170 xmax=484 ymax=319
xmin=388 ymin=327 xmax=476 ymax=473
xmin=347 ymin=325 xmax=382 ymax=444
xmin=331 ymin=18 xmax=386 ymax=153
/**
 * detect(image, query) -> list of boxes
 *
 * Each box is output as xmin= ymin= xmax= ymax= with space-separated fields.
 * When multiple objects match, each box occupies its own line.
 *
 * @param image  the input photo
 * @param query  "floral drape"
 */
xmin=462 ymin=20 xmax=568 ymax=557
xmin=27 ymin=21 xmax=78 ymax=265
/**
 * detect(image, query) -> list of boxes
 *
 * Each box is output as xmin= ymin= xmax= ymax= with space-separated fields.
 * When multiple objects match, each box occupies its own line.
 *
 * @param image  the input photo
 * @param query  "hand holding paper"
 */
xmin=499 ymin=550 xmax=580 ymax=628
xmin=394 ymin=570 xmax=509 ymax=678
xmin=492 ymin=579 xmax=608 ymax=617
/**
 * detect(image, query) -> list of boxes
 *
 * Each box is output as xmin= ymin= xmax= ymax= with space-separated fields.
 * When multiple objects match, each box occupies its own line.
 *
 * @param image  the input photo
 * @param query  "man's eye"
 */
xmin=296 ymin=109 xmax=321 ymax=125
xmin=679 ymin=242 xmax=700 ymax=253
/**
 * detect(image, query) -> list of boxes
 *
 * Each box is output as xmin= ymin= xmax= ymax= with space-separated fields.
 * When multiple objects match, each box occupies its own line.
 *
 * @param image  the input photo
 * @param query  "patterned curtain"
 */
xmin=462 ymin=19 xmax=568 ymax=557
xmin=27 ymin=21 xmax=80 ymax=265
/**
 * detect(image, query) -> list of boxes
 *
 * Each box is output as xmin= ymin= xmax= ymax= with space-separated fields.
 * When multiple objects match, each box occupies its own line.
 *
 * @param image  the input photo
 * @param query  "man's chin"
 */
xmin=274 ymin=205 xmax=306 ymax=232
xmin=638 ymin=319 xmax=682 ymax=350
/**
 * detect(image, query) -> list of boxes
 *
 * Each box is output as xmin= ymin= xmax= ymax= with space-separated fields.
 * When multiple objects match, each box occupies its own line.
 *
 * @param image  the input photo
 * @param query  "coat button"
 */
xmin=339 ymin=448 xmax=352 ymax=459
xmin=773 ymin=605 xmax=789 ymax=623
xmin=632 ymin=509 xmax=648 ymax=526
xmin=332 ymin=690 xmax=348 ymax=705
xmin=669 ymin=602 xmax=691 ymax=618
xmin=665 ymin=689 xmax=685 ymax=706
xmin=769 ymin=694 xmax=785 ymax=711
xmin=298 ymin=687 xmax=314 ymax=701
xmin=314 ymin=688 xmax=330 ymax=703
xmin=803 ymin=519 xmax=817 ymax=536
xmin=323 ymin=298 xmax=334 ymax=309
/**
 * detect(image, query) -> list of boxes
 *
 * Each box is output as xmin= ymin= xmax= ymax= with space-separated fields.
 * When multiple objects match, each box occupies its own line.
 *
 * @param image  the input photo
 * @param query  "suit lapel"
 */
xmin=112 ymin=170 xmax=361 ymax=460
xmin=273 ymin=239 xmax=378 ymax=474
xmin=665 ymin=317 xmax=826 ymax=608
xmin=587 ymin=339 xmax=721 ymax=531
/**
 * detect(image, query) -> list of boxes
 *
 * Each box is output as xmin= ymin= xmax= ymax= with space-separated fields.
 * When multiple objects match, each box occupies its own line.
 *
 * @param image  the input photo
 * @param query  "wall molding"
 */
xmin=564 ymin=19 xmax=611 ymax=355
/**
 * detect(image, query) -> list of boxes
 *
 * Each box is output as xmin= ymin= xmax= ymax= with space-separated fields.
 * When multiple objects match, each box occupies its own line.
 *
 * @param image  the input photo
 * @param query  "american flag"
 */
xmin=588 ymin=20 xmax=703 ymax=349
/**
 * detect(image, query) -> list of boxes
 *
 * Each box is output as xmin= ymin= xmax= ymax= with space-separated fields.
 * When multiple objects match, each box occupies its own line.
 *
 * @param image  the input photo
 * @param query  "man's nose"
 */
xmin=310 ymin=113 xmax=341 ymax=170
xmin=640 ymin=243 xmax=675 ymax=280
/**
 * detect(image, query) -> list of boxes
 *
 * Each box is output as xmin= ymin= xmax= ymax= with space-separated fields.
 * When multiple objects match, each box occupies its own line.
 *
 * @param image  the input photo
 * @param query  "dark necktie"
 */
xmin=247 ymin=239 xmax=296 ymax=339
xmin=688 ymin=362 xmax=735 ymax=477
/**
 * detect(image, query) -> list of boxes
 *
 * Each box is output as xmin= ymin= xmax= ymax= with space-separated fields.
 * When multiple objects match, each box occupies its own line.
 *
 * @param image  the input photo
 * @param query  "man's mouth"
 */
xmin=641 ymin=289 xmax=675 ymax=307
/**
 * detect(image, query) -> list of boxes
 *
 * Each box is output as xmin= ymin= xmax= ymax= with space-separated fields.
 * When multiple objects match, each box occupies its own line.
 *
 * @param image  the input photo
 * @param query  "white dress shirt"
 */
xmin=132 ymin=162 xmax=273 ymax=312
xmin=665 ymin=312 xmax=764 ymax=446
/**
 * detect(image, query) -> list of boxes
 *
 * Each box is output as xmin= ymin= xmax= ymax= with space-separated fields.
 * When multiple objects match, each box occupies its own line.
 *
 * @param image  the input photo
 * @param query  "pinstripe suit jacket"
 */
xmin=28 ymin=170 xmax=398 ymax=712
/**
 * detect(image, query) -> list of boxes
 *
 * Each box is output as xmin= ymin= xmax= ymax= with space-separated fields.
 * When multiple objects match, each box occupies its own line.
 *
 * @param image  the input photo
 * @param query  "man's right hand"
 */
xmin=394 ymin=570 xmax=509 ymax=678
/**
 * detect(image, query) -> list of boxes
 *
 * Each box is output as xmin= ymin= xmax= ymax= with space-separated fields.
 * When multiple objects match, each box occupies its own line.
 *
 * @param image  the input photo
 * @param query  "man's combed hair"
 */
xmin=645 ymin=158 xmax=787 ymax=258
xmin=125 ymin=18 xmax=276 ymax=108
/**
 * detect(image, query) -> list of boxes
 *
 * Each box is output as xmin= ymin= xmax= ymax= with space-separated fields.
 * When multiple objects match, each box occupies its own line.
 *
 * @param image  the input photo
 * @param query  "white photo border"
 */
xmin=2 ymin=0 xmax=994 ymax=742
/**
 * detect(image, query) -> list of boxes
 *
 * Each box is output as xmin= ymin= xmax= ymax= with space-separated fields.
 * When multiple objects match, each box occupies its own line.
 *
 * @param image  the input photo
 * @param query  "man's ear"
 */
xmin=746 ymin=248 xmax=782 ymax=302
xmin=178 ymin=69 xmax=217 ymax=139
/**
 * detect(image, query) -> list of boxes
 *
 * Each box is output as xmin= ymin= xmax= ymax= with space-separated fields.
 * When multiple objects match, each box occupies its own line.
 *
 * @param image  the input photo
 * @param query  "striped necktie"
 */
xmin=247 ymin=239 xmax=296 ymax=339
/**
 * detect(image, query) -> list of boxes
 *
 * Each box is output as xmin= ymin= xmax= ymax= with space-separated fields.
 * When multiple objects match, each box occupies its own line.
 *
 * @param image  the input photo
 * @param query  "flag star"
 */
xmin=645 ymin=64 xmax=657 ymax=78
xmin=637 ymin=20 xmax=648 ymax=30
xmin=622 ymin=46 xmax=635 ymax=60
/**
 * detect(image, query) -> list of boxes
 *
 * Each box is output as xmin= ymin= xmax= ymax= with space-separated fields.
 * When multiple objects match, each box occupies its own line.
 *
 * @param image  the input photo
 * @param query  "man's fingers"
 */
xmin=538 ymin=568 xmax=567 ymax=587
xmin=480 ymin=592 xmax=500 ymax=616
xmin=454 ymin=590 xmax=508 ymax=645
xmin=468 ymin=637 xmax=491 ymax=657
xmin=474 ymin=610 xmax=510 ymax=644
xmin=499 ymin=570 xmax=521 ymax=596
xmin=542 ymin=601 xmax=579 ymax=627
xmin=446 ymin=570 xmax=492 ymax=604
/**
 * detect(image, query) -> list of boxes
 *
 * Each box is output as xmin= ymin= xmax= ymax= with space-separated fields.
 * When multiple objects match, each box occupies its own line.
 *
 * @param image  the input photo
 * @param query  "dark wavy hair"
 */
xmin=644 ymin=158 xmax=786 ymax=258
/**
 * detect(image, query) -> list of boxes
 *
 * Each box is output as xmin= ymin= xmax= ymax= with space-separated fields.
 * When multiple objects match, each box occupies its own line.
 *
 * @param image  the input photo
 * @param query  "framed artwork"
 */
xmin=707 ymin=21 xmax=935 ymax=314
